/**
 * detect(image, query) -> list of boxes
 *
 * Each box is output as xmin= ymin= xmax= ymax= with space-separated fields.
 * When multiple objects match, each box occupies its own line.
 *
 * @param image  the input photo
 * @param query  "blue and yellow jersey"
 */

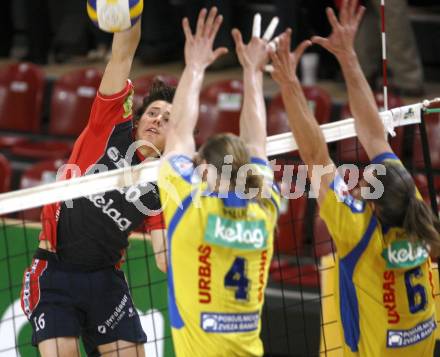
xmin=158 ymin=155 xmax=280 ymax=357
xmin=320 ymin=152 xmax=437 ymax=356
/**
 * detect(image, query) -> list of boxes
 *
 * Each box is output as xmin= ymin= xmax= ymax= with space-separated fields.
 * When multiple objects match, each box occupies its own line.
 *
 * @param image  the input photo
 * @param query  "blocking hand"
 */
xmin=182 ymin=7 xmax=228 ymax=71
xmin=311 ymin=0 xmax=365 ymax=60
xmin=232 ymin=15 xmax=279 ymax=72
xmin=269 ymin=29 xmax=311 ymax=86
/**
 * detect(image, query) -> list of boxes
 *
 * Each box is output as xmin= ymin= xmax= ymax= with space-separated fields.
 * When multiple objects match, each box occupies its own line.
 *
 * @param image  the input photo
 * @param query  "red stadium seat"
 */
xmin=132 ymin=73 xmax=178 ymax=111
xmin=12 ymin=141 xmax=74 ymax=160
xmin=12 ymin=68 xmax=103 ymax=159
xmin=269 ymin=181 xmax=312 ymax=287
xmin=0 ymin=153 xmax=11 ymax=193
xmin=0 ymin=136 xmax=30 ymax=149
xmin=302 ymin=86 xmax=332 ymax=125
xmin=337 ymin=92 xmax=405 ymax=164
xmin=19 ymin=159 xmax=66 ymax=221
xmin=271 ymin=207 xmax=335 ymax=288
xmin=412 ymin=104 xmax=440 ymax=170
xmin=271 ymin=158 xmax=303 ymax=254
xmin=0 ymin=62 xmax=44 ymax=133
xmin=0 ymin=63 xmax=44 ymax=148
xmin=273 ymin=213 xmax=335 ymax=288
xmin=275 ymin=191 xmax=307 ymax=255
xmin=267 ymin=94 xmax=290 ymax=136
xmin=195 ymin=79 xmax=243 ymax=147
xmin=268 ymin=85 xmax=332 ymax=137
xmin=49 ymin=68 xmax=103 ymax=136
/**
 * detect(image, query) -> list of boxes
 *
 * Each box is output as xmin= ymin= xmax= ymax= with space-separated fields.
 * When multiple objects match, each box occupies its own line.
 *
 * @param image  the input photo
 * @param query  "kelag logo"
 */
xmin=382 ymin=241 xmax=429 ymax=269
xmin=204 ymin=215 xmax=268 ymax=250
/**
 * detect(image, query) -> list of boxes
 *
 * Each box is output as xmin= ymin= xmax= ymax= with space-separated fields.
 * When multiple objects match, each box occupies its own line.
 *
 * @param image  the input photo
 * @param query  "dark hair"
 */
xmin=374 ymin=161 xmax=440 ymax=255
xmin=133 ymin=79 xmax=176 ymax=124
xmin=198 ymin=133 xmax=264 ymax=200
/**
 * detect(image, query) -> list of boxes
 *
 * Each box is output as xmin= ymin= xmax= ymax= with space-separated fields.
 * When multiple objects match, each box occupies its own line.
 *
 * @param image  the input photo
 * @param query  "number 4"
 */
xmin=224 ymin=257 xmax=249 ymax=300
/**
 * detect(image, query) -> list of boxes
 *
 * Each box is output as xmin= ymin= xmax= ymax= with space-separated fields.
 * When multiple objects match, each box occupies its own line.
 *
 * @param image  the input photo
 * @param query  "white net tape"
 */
xmin=0 ymin=103 xmax=422 ymax=216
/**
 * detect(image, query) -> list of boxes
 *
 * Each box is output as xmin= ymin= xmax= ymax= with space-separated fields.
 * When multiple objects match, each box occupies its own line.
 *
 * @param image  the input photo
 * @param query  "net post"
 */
xmin=419 ymin=109 xmax=439 ymax=215
xmin=420 ymin=107 xmax=440 ymax=355
xmin=380 ymin=0 xmax=389 ymax=111
xmin=419 ymin=107 xmax=440 ymax=299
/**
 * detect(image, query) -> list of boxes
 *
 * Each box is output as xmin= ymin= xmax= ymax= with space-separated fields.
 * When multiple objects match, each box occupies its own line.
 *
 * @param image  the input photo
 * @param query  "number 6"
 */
xmin=405 ymin=267 xmax=427 ymax=314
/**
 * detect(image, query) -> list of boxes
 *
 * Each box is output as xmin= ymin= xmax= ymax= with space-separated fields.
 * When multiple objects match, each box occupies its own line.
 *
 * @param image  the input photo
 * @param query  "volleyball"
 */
xmin=87 ymin=0 xmax=143 ymax=33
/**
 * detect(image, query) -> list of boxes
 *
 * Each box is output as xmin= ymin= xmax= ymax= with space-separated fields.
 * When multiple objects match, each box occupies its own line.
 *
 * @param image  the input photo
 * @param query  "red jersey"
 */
xmin=39 ymin=81 xmax=164 ymax=268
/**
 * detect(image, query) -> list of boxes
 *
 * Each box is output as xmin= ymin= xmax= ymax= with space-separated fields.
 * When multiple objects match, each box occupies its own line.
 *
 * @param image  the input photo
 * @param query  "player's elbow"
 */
xmin=157 ymin=262 xmax=167 ymax=274
xmin=155 ymin=253 xmax=168 ymax=273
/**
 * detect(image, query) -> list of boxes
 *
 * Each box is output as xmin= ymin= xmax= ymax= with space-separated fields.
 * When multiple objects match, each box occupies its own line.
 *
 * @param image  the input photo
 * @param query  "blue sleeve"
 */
xmin=168 ymin=155 xmax=196 ymax=184
xmin=329 ymin=174 xmax=366 ymax=214
xmin=370 ymin=152 xmax=400 ymax=165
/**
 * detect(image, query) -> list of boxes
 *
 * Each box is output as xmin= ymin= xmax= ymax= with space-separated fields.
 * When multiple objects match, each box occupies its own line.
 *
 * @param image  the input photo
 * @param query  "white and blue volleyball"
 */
xmin=87 ymin=0 xmax=143 ymax=33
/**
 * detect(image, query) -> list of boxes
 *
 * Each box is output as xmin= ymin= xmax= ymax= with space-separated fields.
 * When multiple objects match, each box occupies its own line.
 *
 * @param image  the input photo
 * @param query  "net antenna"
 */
xmin=380 ymin=0 xmax=388 ymax=110
xmin=0 ymin=103 xmax=424 ymax=216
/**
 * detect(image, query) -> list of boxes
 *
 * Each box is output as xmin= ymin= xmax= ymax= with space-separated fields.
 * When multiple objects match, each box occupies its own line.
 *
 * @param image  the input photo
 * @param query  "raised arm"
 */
xmin=99 ymin=20 xmax=141 ymax=96
xmin=232 ymin=17 xmax=277 ymax=160
xmin=164 ymin=8 xmax=227 ymax=156
xmin=312 ymin=0 xmax=392 ymax=159
xmin=270 ymin=30 xmax=336 ymax=204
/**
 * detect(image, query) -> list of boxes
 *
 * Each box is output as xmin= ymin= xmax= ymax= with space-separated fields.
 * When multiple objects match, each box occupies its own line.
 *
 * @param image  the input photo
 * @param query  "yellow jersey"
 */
xmin=158 ymin=155 xmax=280 ymax=357
xmin=320 ymin=152 xmax=437 ymax=356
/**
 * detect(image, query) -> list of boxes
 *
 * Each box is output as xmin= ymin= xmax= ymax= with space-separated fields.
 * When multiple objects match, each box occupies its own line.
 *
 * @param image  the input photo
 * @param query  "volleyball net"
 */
xmin=0 ymin=99 xmax=439 ymax=357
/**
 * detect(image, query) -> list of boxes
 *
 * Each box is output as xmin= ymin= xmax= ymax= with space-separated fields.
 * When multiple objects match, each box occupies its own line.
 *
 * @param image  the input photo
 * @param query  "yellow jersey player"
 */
xmin=158 ymin=8 xmax=281 ymax=356
xmin=269 ymin=0 xmax=440 ymax=355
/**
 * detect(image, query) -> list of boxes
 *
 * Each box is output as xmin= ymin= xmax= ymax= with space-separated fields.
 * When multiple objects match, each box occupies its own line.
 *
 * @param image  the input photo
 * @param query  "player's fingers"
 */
xmin=196 ymin=8 xmax=208 ymax=37
xmin=212 ymin=47 xmax=229 ymax=62
xmin=271 ymin=36 xmax=281 ymax=52
xmin=252 ymin=13 xmax=262 ymax=38
xmin=269 ymin=51 xmax=282 ymax=70
xmin=279 ymin=40 xmax=292 ymax=67
xmin=354 ymin=6 xmax=366 ymax=30
xmin=203 ymin=7 xmax=217 ymax=38
xmin=208 ymin=14 xmax=223 ymax=41
xmin=267 ymin=41 xmax=277 ymax=53
xmin=311 ymin=36 xmax=330 ymax=50
xmin=327 ymin=7 xmax=342 ymax=31
xmin=278 ymin=29 xmax=291 ymax=54
xmin=262 ymin=16 xmax=279 ymax=41
xmin=349 ymin=0 xmax=358 ymax=19
xmin=269 ymin=51 xmax=277 ymax=65
xmin=231 ymin=28 xmax=244 ymax=48
xmin=182 ymin=18 xmax=193 ymax=42
xmin=340 ymin=0 xmax=349 ymax=25
xmin=294 ymin=40 xmax=312 ymax=61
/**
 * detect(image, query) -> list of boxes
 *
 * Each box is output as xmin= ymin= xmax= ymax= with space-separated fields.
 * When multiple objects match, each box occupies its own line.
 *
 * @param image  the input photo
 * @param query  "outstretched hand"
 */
xmin=232 ymin=15 xmax=279 ymax=72
xmin=182 ymin=7 xmax=228 ymax=71
xmin=311 ymin=0 xmax=365 ymax=59
xmin=269 ymin=29 xmax=311 ymax=86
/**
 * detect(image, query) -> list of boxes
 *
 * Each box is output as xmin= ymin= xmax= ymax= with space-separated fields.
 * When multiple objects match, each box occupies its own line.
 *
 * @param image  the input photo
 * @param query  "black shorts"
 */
xmin=20 ymin=249 xmax=147 ymax=354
